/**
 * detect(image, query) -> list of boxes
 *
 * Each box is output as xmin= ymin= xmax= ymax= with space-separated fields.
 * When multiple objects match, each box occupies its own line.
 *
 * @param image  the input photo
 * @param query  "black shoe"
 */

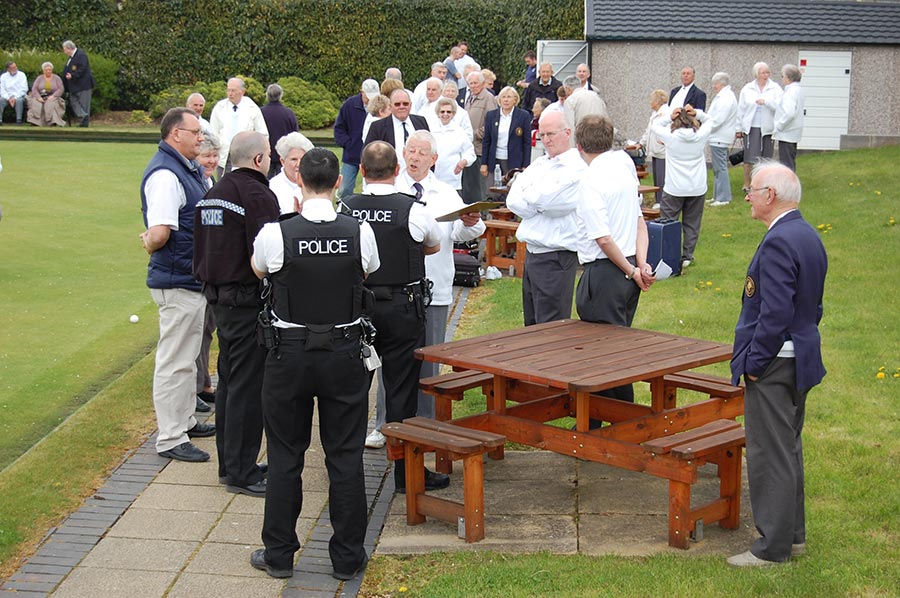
xmin=195 ymin=396 xmax=211 ymax=412
xmin=332 ymin=553 xmax=368 ymax=581
xmin=187 ymin=422 xmax=216 ymax=438
xmin=197 ymin=390 xmax=216 ymax=403
xmin=219 ymin=463 xmax=268 ymax=485
xmin=396 ymin=468 xmax=451 ymax=494
xmin=227 ymin=478 xmax=266 ymax=497
xmin=250 ymin=548 xmax=293 ymax=579
xmin=158 ymin=442 xmax=209 ymax=462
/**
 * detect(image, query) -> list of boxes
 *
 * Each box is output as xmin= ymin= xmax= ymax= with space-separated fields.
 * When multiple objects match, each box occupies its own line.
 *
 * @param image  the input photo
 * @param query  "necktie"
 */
xmin=465 ymin=95 xmax=474 ymax=109
xmin=413 ymin=182 xmax=423 ymax=200
xmin=402 ymin=121 xmax=409 ymax=143
xmin=233 ymin=105 xmax=238 ymax=112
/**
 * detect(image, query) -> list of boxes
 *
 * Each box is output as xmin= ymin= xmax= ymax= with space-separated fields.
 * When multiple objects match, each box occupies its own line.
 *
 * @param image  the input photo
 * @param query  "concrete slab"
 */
xmin=483 ymin=450 xmax=577 ymax=481
xmin=129 ymin=483 xmax=232 ymax=512
xmin=183 ymin=542 xmax=263 ymax=577
xmin=225 ymin=491 xmax=326 ymax=520
xmin=153 ymin=459 xmax=221 ymax=487
xmin=106 ymin=508 xmax=219 ymax=541
xmin=167 ymin=572 xmax=285 ymax=598
xmin=79 ymin=537 xmax=198 ymax=571
xmin=207 ymin=513 xmax=265 ymax=545
xmin=51 ymin=568 xmax=177 ymax=598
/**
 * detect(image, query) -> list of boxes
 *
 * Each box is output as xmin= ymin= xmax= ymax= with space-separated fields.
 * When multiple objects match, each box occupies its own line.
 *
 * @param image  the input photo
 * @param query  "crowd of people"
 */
xmin=135 ymin=41 xmax=822 ymax=581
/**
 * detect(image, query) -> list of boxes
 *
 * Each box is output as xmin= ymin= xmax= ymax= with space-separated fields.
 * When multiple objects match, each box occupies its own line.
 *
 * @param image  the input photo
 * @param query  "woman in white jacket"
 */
xmin=652 ymin=105 xmax=714 ymax=270
xmin=773 ymin=64 xmax=805 ymax=172
xmin=706 ymin=72 xmax=739 ymax=206
xmin=636 ymin=89 xmax=669 ymax=205
xmin=737 ymin=62 xmax=782 ymax=190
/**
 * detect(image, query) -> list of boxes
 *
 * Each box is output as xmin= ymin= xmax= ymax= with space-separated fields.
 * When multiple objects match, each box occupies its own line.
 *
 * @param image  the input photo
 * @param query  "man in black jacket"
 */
xmin=61 ymin=40 xmax=95 ymax=127
xmin=364 ymin=89 xmax=428 ymax=169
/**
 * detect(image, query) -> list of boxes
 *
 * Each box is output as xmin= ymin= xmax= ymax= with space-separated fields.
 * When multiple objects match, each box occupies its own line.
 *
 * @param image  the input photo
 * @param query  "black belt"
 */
xmin=278 ymin=325 xmax=362 ymax=340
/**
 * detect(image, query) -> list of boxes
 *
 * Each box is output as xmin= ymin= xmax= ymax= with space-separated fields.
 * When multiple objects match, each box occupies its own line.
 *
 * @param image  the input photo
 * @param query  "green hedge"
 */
xmin=0 ymin=48 xmax=119 ymax=114
xmin=1 ymin=0 xmax=581 ymax=113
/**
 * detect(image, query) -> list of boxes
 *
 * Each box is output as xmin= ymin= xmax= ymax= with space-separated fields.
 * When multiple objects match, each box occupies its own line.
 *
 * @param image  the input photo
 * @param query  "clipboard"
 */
xmin=435 ymin=201 xmax=505 ymax=222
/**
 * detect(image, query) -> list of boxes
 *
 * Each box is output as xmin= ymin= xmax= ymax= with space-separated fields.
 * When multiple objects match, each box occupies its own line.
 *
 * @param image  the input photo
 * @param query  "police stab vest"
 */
xmin=271 ymin=214 xmax=364 ymax=325
xmin=340 ymin=193 xmax=425 ymax=286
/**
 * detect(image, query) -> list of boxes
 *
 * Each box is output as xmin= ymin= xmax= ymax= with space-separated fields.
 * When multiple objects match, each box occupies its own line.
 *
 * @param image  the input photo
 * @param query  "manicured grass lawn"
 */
xmin=360 ymin=147 xmax=900 ymax=596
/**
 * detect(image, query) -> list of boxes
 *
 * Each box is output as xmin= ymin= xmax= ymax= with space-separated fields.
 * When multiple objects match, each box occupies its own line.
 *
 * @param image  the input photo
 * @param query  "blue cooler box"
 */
xmin=647 ymin=218 xmax=683 ymax=276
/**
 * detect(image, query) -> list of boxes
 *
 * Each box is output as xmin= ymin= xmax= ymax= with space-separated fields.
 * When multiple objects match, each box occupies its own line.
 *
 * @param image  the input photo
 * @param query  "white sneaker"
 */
xmin=727 ymin=550 xmax=779 ymax=568
xmin=651 ymin=203 xmax=660 ymax=210
xmin=681 ymin=259 xmax=692 ymax=270
xmin=364 ymin=430 xmax=386 ymax=449
xmin=709 ymin=200 xmax=730 ymax=207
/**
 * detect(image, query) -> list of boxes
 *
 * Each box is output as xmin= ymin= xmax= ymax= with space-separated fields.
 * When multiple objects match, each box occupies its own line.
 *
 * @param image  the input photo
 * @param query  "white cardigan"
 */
xmin=773 ymin=82 xmax=805 ymax=143
xmin=738 ymin=79 xmax=782 ymax=136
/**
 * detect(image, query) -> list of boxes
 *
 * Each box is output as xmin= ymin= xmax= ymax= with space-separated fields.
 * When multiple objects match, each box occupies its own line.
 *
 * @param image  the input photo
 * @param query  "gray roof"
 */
xmin=586 ymin=0 xmax=900 ymax=44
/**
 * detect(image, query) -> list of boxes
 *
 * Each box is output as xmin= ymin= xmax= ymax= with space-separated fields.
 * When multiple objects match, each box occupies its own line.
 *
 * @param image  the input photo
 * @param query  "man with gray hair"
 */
xmin=194 ymin=131 xmax=281 ymax=497
xmin=728 ymin=161 xmax=827 ymax=568
xmin=209 ymin=77 xmax=269 ymax=177
xmin=61 ymin=40 xmax=95 ymax=127
xmin=186 ymin=93 xmax=211 ymax=130
xmin=384 ymin=67 xmax=403 ymax=81
xmin=260 ymin=83 xmax=299 ymax=178
xmin=414 ymin=77 xmax=444 ymax=117
xmin=523 ymin=62 xmax=562 ymax=116
xmin=706 ymin=72 xmax=739 ymax=206
xmin=412 ymin=63 xmax=448 ymax=113
xmin=0 ymin=62 xmax=28 ymax=124
xmin=773 ymin=65 xmax=805 ymax=172
xmin=562 ymin=74 xmax=608 ymax=145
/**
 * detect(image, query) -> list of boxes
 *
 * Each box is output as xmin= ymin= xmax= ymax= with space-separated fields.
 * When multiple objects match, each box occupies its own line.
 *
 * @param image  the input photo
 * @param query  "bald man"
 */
xmin=209 ymin=77 xmax=269 ymax=177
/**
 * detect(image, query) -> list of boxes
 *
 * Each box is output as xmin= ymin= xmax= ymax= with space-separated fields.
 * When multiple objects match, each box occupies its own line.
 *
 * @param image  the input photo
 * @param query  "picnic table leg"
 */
xmin=717 ymin=446 xmax=743 ymax=529
xmin=668 ymin=479 xmax=691 ymax=549
xmin=462 ymin=453 xmax=486 ymax=542
xmin=404 ymin=444 xmax=426 ymax=525
xmin=487 ymin=376 xmax=506 ymax=461
xmin=650 ymin=377 xmax=676 ymax=412
xmin=434 ymin=395 xmax=453 ymax=474
xmin=575 ymin=391 xmax=590 ymax=432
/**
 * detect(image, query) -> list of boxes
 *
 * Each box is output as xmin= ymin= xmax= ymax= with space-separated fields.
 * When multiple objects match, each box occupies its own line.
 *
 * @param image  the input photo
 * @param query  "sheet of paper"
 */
xmin=653 ymin=260 xmax=673 ymax=281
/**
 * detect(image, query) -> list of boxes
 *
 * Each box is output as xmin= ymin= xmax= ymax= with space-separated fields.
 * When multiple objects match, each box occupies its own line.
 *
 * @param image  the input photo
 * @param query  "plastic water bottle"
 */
xmin=494 ymin=164 xmax=503 ymax=187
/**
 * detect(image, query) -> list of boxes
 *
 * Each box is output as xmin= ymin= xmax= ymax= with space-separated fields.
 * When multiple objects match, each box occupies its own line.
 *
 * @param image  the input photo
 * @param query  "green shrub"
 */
xmin=147 ymin=76 xmax=265 ymax=120
xmin=128 ymin=110 xmax=151 ymax=124
xmin=0 ymin=48 xmax=119 ymax=114
xmin=275 ymin=76 xmax=341 ymax=129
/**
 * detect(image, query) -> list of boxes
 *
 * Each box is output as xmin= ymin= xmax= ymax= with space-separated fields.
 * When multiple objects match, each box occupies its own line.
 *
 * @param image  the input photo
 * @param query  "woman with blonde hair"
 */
xmin=636 ymin=89 xmax=669 ymax=204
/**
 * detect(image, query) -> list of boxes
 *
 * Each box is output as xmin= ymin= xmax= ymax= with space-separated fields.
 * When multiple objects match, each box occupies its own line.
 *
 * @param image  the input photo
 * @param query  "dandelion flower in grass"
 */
xmin=879 ymin=366 xmax=886 ymax=371
xmin=399 ymin=588 xmax=408 ymax=593
xmin=875 ymin=190 xmax=882 ymax=195
xmin=894 ymin=373 xmax=900 ymax=379
xmin=706 ymin=281 xmax=713 ymax=286
xmin=817 ymin=224 xmax=826 ymax=230
xmin=715 ymin=287 xmax=721 ymax=292
xmin=876 ymin=372 xmax=886 ymax=380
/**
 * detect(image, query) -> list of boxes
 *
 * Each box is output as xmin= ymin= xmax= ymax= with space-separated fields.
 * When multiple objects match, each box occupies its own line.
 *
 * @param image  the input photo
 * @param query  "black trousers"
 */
xmin=211 ymin=304 xmax=265 ymax=487
xmin=522 ymin=250 xmax=578 ymax=326
xmin=576 ymin=257 xmax=641 ymax=407
xmin=261 ymin=329 xmax=369 ymax=573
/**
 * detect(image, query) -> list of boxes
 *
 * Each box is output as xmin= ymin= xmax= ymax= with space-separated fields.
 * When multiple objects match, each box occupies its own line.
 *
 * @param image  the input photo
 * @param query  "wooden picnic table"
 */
xmin=415 ymin=319 xmax=745 ymax=547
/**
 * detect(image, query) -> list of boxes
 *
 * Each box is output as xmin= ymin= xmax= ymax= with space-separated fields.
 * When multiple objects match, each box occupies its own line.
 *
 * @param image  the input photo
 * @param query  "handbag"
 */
xmin=728 ymin=139 xmax=744 ymax=166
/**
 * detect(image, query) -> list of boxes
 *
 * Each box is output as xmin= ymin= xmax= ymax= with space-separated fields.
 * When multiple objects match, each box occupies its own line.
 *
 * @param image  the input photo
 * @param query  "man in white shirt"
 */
xmin=454 ymin=41 xmax=480 ymax=103
xmin=0 ymin=62 xmax=28 ymax=124
xmin=575 ymin=63 xmax=599 ymax=93
xmin=669 ymin=66 xmax=707 ymax=110
xmin=186 ymin=93 xmax=211 ymax=131
xmin=773 ymin=64 xmax=805 ymax=173
xmin=706 ymin=72 xmax=739 ymax=206
xmin=414 ymin=77 xmax=444 ymax=117
xmin=507 ymin=110 xmax=587 ymax=325
xmin=412 ymin=64 xmax=448 ymax=114
xmin=574 ymin=115 xmax=654 ymax=407
xmin=209 ymin=77 xmax=269 ymax=177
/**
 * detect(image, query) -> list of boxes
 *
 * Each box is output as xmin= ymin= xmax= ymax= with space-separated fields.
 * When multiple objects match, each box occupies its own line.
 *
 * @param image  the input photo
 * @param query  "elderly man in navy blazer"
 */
xmin=364 ymin=89 xmax=428 ymax=169
xmin=669 ymin=66 xmax=706 ymax=111
xmin=727 ymin=160 xmax=827 ymax=568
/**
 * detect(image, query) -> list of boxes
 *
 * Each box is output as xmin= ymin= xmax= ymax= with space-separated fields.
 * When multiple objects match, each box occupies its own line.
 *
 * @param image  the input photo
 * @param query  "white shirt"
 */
xmin=639 ymin=104 xmax=669 ymax=159
xmin=425 ymin=107 xmax=473 ymax=141
xmin=506 ymin=148 xmax=587 ymax=253
xmin=706 ymin=85 xmax=739 ymax=147
xmin=358 ymin=183 xmax=442 ymax=248
xmin=144 ymin=169 xmax=187 ymax=230
xmin=773 ymin=82 xmax=804 ymax=143
xmin=209 ymin=96 xmax=269 ymax=168
xmin=454 ymin=55 xmax=480 ymax=90
xmin=391 ymin=116 xmax=415 ymax=169
xmin=429 ymin=121 xmax=476 ymax=189
xmin=268 ymin=170 xmax=301 ymax=215
xmin=411 ymin=79 xmax=437 ymax=114
xmin=361 ymin=114 xmax=384 ymax=143
xmin=575 ymin=150 xmax=641 ymax=264
xmin=670 ymin=83 xmax=694 ymax=109
xmin=495 ymin=110 xmax=513 ymax=159
xmin=652 ymin=109 xmax=714 ymax=197
xmin=252 ymin=197 xmax=380 ymax=327
xmin=396 ymin=171 xmax=485 ymax=305
xmin=738 ymin=79 xmax=782 ymax=135
xmin=0 ymin=70 xmax=28 ymax=100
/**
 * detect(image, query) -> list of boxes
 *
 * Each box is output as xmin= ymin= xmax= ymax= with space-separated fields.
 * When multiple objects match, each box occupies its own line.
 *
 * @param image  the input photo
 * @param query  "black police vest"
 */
xmin=341 ymin=193 xmax=425 ymax=286
xmin=271 ymin=214 xmax=364 ymax=325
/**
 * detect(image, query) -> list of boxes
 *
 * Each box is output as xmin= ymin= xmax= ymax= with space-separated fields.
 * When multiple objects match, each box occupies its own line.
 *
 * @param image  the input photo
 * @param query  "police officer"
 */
xmin=340 ymin=141 xmax=448 ymax=493
xmin=249 ymin=148 xmax=379 ymax=580
xmin=194 ymin=131 xmax=279 ymax=497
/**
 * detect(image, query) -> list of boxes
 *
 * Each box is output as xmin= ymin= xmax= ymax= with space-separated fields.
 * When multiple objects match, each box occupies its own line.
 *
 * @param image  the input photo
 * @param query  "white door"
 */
xmin=536 ymin=40 xmax=588 ymax=81
xmin=797 ymin=50 xmax=852 ymax=150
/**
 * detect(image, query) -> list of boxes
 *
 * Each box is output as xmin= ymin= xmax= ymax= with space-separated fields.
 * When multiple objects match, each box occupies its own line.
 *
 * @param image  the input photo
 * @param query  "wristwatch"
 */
xmin=625 ymin=266 xmax=639 ymax=280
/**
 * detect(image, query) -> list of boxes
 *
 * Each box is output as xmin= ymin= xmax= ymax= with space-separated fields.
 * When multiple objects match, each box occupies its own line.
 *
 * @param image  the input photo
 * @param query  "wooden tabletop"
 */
xmin=416 ymin=320 xmax=732 ymax=394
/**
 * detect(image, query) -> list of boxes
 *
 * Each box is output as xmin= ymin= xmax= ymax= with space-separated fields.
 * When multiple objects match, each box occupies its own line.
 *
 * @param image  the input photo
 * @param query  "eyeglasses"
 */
xmin=746 ymin=186 xmax=771 ymax=196
xmin=178 ymin=127 xmax=202 ymax=136
xmin=393 ymin=102 xmax=411 ymax=107
xmin=438 ymin=110 xmax=454 ymax=115
xmin=539 ymin=130 xmax=565 ymax=140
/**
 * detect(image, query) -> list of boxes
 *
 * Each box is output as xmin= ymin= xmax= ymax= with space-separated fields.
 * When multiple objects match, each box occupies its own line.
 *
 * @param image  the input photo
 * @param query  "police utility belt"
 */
xmin=368 ymin=278 xmax=433 ymax=317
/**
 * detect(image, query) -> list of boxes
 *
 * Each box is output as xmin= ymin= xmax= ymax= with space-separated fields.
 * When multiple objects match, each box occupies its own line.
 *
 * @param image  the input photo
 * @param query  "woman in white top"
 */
xmin=429 ymin=97 xmax=476 ymax=191
xmin=268 ymin=132 xmax=314 ymax=214
xmin=737 ymin=62 xmax=783 ymax=189
xmin=197 ymin=134 xmax=221 ymax=190
xmin=636 ymin=89 xmax=669 ymax=204
xmin=360 ymin=94 xmax=391 ymax=144
xmin=440 ymin=81 xmax=474 ymax=140
xmin=652 ymin=105 xmax=714 ymax=270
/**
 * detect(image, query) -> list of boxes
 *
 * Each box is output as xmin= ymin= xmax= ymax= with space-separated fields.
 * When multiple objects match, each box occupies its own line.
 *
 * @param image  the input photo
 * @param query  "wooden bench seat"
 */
xmin=654 ymin=371 xmax=744 ymax=411
xmin=382 ymin=417 xmax=506 ymax=543
xmin=642 ymin=419 xmax=746 ymax=548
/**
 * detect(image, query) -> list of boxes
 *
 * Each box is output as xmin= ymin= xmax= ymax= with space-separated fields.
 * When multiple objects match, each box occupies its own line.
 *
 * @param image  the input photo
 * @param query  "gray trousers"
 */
xmin=374 ymin=304 xmax=448 ymax=430
xmin=195 ymin=304 xmax=216 ymax=393
xmin=68 ymin=89 xmax=91 ymax=124
xmin=710 ymin=145 xmax=732 ymax=203
xmin=744 ymin=357 xmax=807 ymax=562
xmin=0 ymin=95 xmax=26 ymax=122
xmin=650 ymin=157 xmax=666 ymax=204
xmin=522 ymin=250 xmax=578 ymax=326
xmin=659 ymin=192 xmax=704 ymax=262
xmin=778 ymin=141 xmax=797 ymax=172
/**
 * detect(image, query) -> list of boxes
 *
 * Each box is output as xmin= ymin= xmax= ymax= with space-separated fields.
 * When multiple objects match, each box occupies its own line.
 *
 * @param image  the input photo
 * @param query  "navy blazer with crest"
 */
xmin=481 ymin=107 xmax=533 ymax=172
